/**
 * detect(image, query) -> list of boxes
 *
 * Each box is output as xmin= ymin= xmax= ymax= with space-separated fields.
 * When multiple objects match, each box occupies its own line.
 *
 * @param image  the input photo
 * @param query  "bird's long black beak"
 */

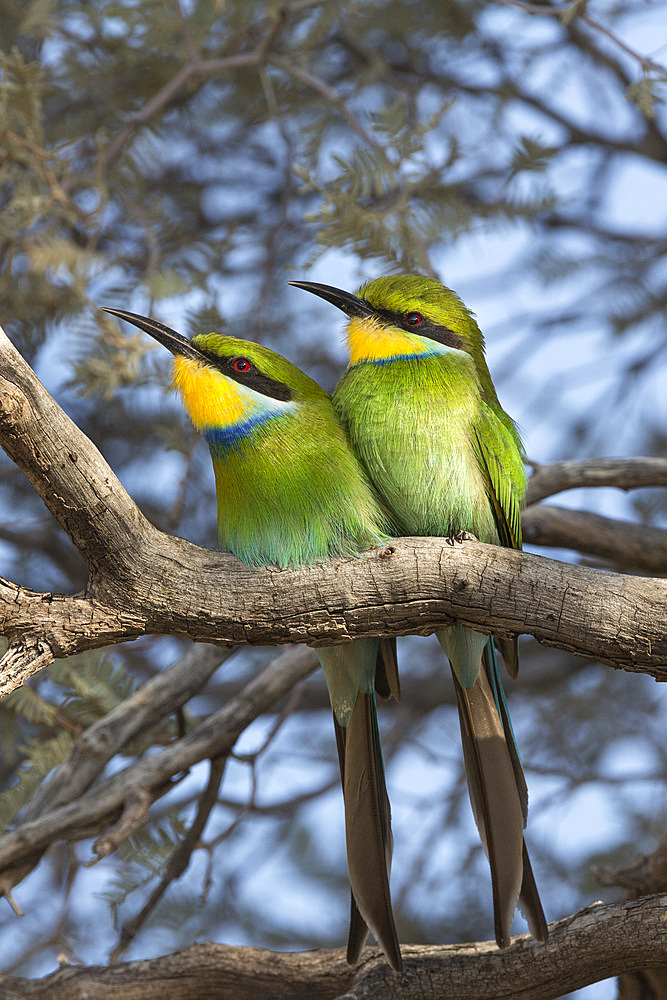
xmin=288 ymin=281 xmax=375 ymax=319
xmin=101 ymin=307 xmax=204 ymax=360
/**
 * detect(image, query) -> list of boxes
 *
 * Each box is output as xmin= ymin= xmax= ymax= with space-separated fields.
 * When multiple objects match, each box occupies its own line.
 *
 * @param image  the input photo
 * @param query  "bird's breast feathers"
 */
xmin=170 ymin=355 xmax=296 ymax=434
xmin=335 ymin=355 xmax=498 ymax=540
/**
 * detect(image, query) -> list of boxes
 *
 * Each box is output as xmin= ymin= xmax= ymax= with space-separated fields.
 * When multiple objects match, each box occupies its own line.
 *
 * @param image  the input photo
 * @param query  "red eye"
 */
xmin=233 ymin=358 xmax=251 ymax=372
xmin=405 ymin=312 xmax=423 ymax=326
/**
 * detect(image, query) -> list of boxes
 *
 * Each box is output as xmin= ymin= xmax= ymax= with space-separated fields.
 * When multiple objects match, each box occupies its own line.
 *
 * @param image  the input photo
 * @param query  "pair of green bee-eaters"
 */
xmin=104 ymin=275 xmax=548 ymax=971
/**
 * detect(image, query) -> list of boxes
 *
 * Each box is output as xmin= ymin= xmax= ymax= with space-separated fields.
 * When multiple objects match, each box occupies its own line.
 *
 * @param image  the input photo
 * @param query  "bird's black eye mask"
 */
xmin=287 ymin=280 xmax=464 ymax=354
xmin=195 ymin=348 xmax=293 ymax=402
xmin=368 ymin=304 xmax=464 ymax=352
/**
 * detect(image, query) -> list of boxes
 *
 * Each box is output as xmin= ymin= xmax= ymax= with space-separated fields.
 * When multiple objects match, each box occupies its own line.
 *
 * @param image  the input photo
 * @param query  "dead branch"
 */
xmin=0 ymin=646 xmax=318 ymax=879
xmin=2 ymin=323 xmax=667 ymax=697
xmin=522 ymin=504 xmax=667 ymax=573
xmin=525 ymin=457 xmax=667 ymax=505
xmin=0 ymin=895 xmax=665 ymax=1000
xmin=0 ymin=645 xmax=235 ymax=906
xmin=110 ymin=755 xmax=227 ymax=962
xmin=593 ymin=837 xmax=667 ymax=999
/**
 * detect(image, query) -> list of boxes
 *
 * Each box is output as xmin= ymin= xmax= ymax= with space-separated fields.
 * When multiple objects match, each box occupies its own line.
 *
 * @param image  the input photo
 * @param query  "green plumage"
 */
xmin=102 ymin=307 xmax=402 ymax=971
xmin=342 ymin=275 xmax=525 ymax=547
xmin=335 ymin=353 xmax=519 ymax=545
xmin=291 ymin=274 xmax=547 ymax=949
xmin=180 ymin=334 xmax=389 ymax=567
xmin=208 ymin=392 xmax=386 ymax=570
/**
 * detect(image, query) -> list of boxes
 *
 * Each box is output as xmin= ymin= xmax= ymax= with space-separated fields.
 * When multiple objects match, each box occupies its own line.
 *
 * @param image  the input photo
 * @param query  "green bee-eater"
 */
xmin=289 ymin=276 xmax=548 ymax=948
xmin=102 ymin=308 xmax=403 ymax=970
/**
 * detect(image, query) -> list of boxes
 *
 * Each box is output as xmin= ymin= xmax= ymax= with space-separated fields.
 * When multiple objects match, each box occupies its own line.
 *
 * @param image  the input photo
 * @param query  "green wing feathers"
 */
xmin=473 ymin=402 xmax=526 ymax=551
xmin=473 ymin=403 xmax=526 ymax=677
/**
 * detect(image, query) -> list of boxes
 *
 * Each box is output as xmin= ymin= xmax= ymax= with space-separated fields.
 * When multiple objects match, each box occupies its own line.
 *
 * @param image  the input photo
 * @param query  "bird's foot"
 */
xmin=445 ymin=530 xmax=475 ymax=546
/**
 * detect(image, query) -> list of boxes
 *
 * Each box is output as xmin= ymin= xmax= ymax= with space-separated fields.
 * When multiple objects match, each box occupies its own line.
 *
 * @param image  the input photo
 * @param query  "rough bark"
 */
xmin=595 ymin=837 xmax=667 ymax=1000
xmin=18 ymin=645 xmax=233 ymax=824
xmin=0 ymin=896 xmax=665 ymax=1000
xmin=2 ymin=324 xmax=667 ymax=698
xmin=0 ymin=646 xmax=318 ymax=878
xmin=2 ymin=329 xmax=667 ymax=999
xmin=525 ymin=457 xmax=667 ymax=505
xmin=521 ymin=504 xmax=667 ymax=574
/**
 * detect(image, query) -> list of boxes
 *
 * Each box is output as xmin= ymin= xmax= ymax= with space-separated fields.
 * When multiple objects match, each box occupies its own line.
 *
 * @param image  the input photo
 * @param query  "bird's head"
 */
xmin=290 ymin=275 xmax=488 ymax=373
xmin=101 ymin=309 xmax=308 ymax=436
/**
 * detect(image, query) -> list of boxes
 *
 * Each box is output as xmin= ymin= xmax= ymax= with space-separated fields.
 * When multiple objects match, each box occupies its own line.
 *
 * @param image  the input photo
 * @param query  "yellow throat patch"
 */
xmin=170 ymin=355 xmax=247 ymax=431
xmin=346 ymin=315 xmax=432 ymax=365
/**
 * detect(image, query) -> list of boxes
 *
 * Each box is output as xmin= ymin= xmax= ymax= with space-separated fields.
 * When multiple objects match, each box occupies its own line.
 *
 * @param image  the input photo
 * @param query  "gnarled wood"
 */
xmin=0 ymin=896 xmax=665 ymax=1000
xmin=2 ymin=323 xmax=667 ymax=698
xmin=0 ymin=646 xmax=318 ymax=875
xmin=526 ymin=457 xmax=667 ymax=505
xmin=522 ymin=504 xmax=667 ymax=573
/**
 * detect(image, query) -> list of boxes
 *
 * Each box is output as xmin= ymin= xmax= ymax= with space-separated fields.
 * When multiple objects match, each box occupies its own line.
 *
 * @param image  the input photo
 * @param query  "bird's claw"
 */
xmin=445 ymin=530 xmax=474 ymax=546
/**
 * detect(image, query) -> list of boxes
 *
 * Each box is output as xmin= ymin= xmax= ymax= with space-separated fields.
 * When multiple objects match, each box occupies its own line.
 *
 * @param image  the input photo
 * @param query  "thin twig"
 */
xmin=493 ymin=0 xmax=667 ymax=79
xmin=111 ymin=754 xmax=227 ymax=961
xmin=268 ymin=55 xmax=380 ymax=149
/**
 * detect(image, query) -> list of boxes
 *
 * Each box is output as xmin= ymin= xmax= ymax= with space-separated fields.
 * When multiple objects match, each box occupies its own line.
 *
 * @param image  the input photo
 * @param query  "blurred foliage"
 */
xmin=0 ymin=0 xmax=666 ymax=992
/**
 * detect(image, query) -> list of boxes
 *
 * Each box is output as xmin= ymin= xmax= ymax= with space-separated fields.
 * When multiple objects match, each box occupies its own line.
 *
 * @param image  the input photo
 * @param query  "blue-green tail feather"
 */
xmin=319 ymin=642 xmax=402 ymax=971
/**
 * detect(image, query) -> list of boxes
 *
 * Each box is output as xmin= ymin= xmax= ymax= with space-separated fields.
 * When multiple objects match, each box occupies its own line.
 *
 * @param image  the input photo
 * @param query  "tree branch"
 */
xmin=525 ymin=457 xmax=667 ymax=505
xmin=20 ymin=645 xmax=233 ymax=823
xmin=2 ymin=530 xmax=666 ymax=688
xmin=267 ymin=55 xmax=381 ymax=148
xmin=0 ymin=895 xmax=665 ymax=1000
xmin=2 ymin=324 xmax=667 ymax=697
xmin=0 ymin=645 xmax=315 ymax=916
xmin=595 ymin=835 xmax=667 ymax=898
xmin=110 ymin=754 xmax=227 ymax=962
xmin=101 ymin=26 xmax=286 ymax=170
xmin=0 ymin=646 xmax=318 ymax=879
xmin=0 ymin=646 xmax=237 ymax=904
xmin=522 ymin=504 xmax=667 ymax=574
xmin=492 ymin=0 xmax=667 ymax=80
xmin=594 ymin=836 xmax=667 ymax=999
